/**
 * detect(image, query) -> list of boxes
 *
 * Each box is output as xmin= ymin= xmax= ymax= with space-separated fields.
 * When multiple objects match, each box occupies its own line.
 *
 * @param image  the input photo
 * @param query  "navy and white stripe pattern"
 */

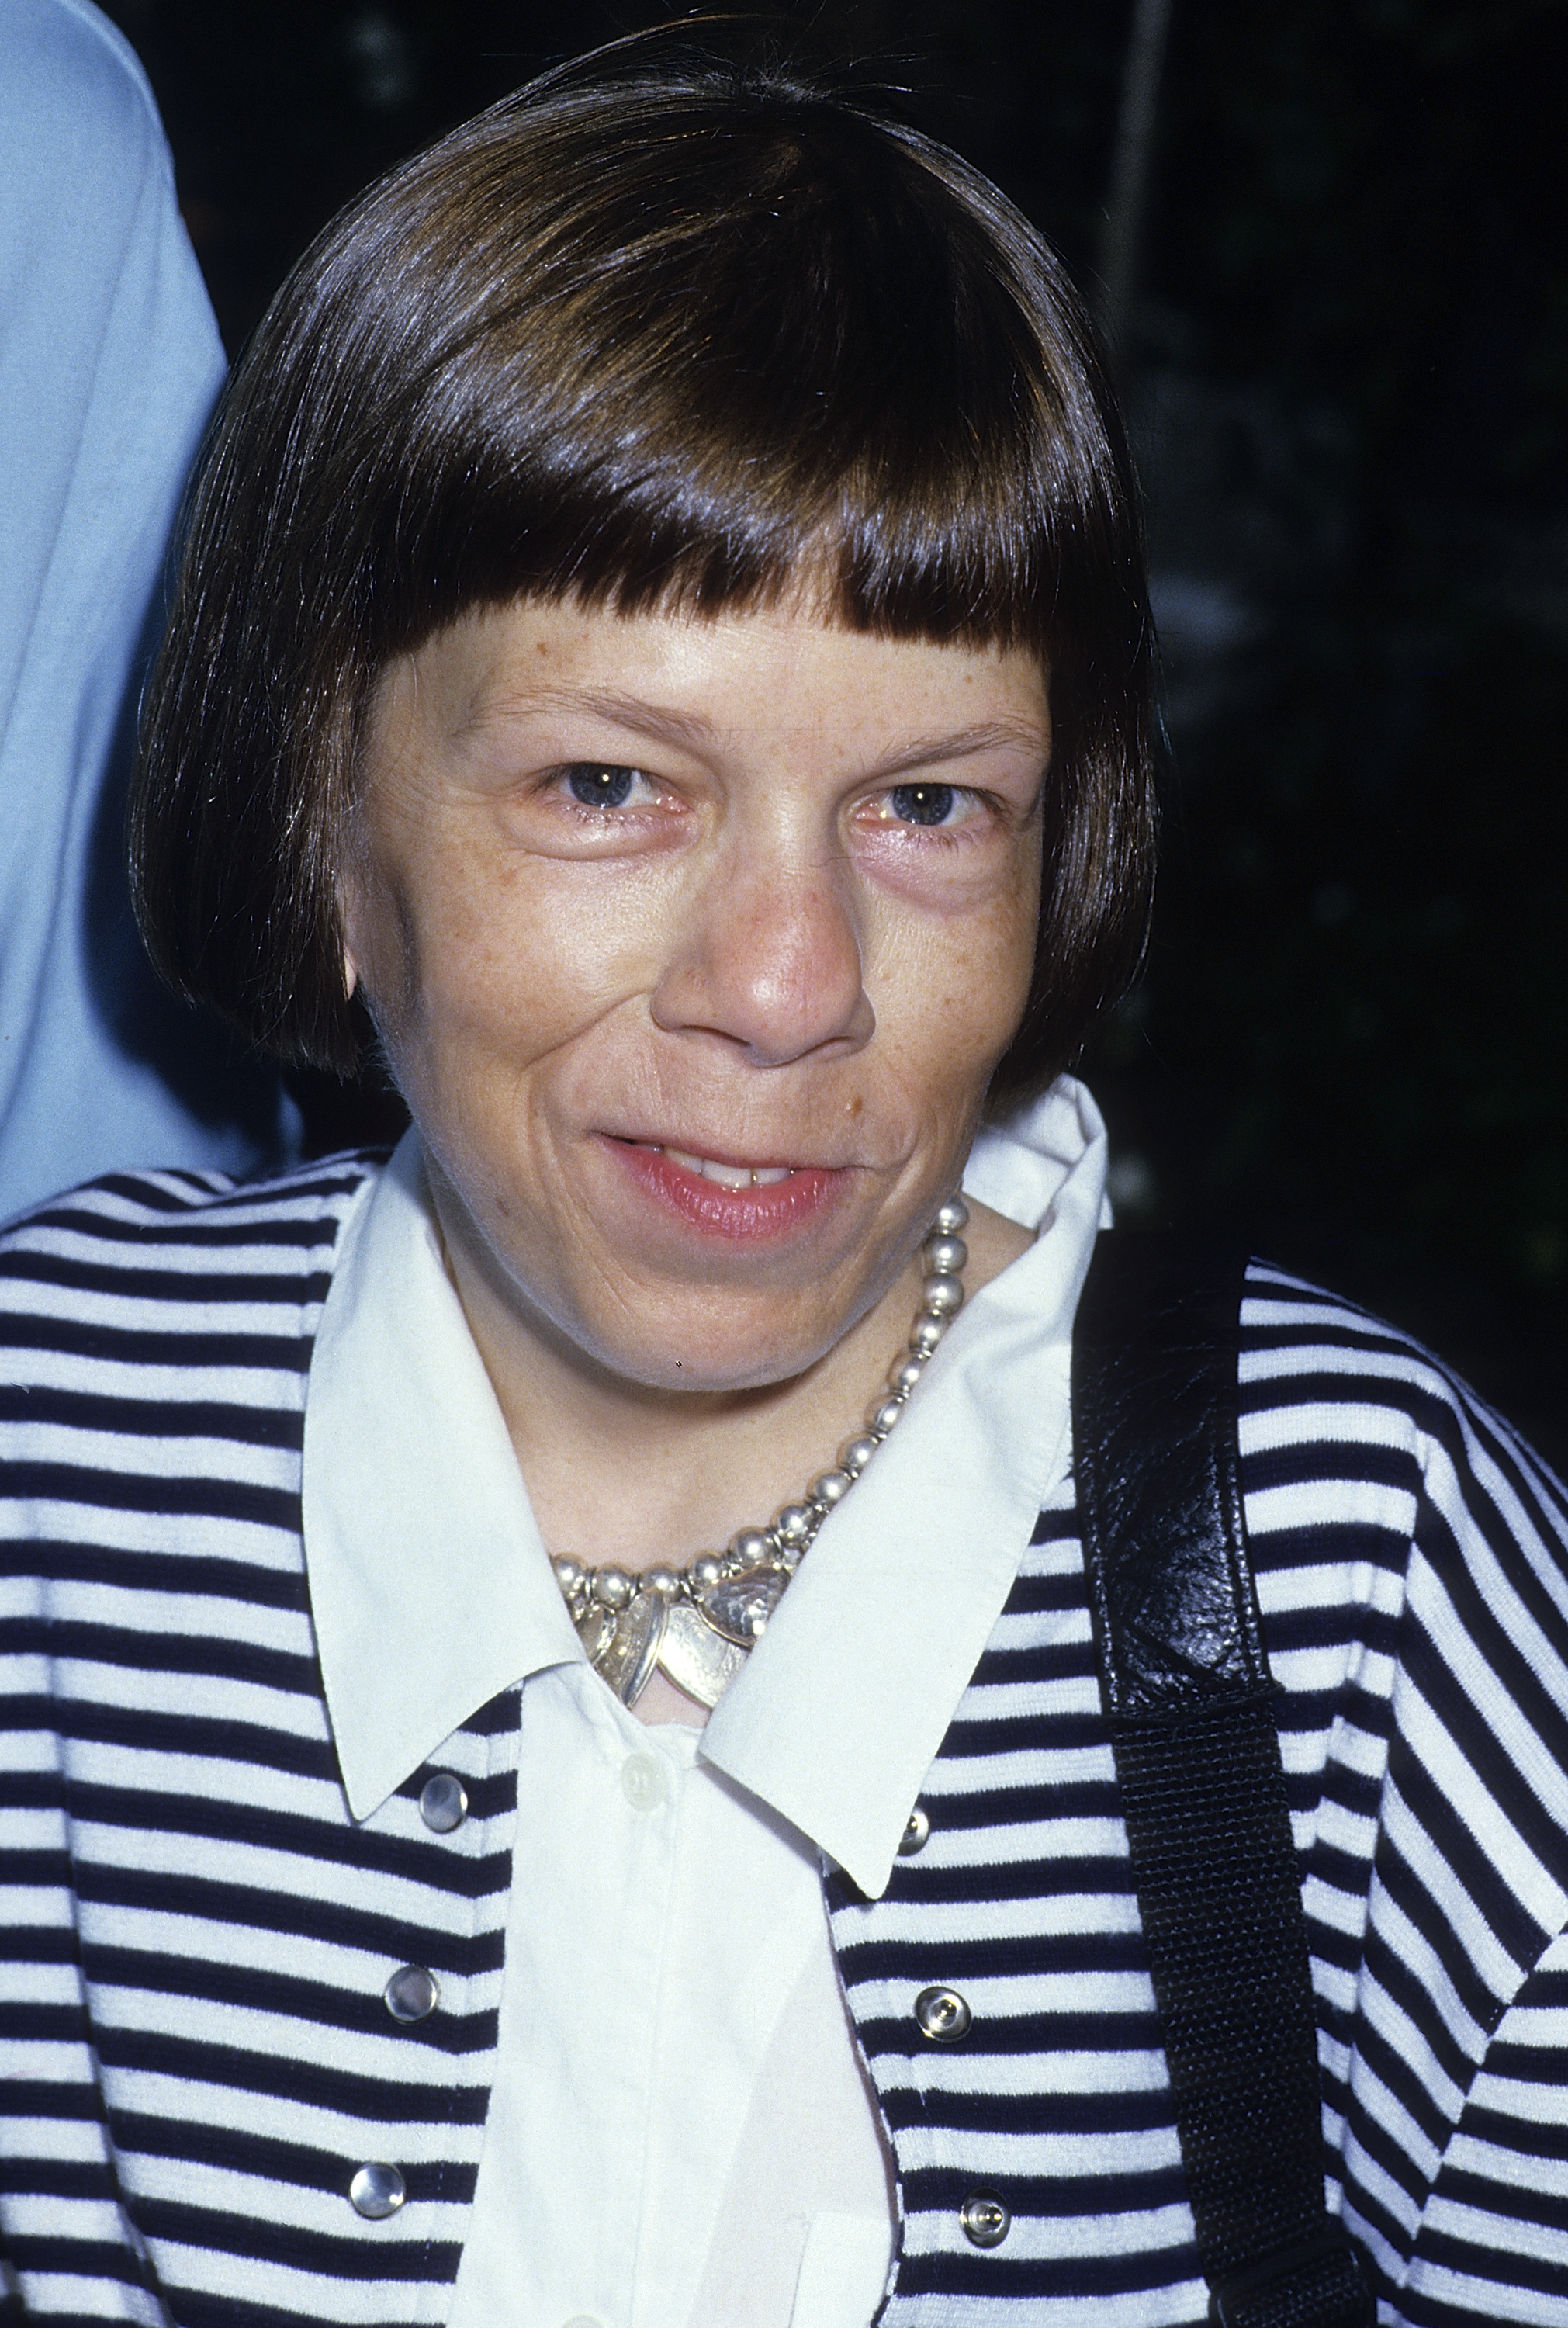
xmin=3 ymin=1173 xmax=1567 ymax=2325
xmin=1 ymin=1162 xmax=520 ymax=2326
xmin=832 ymin=1262 xmax=1568 ymax=2323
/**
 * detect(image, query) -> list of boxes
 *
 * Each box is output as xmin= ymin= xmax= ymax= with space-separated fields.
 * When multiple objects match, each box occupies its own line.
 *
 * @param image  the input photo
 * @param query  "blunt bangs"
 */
xmin=133 ymin=57 xmax=1154 ymax=1089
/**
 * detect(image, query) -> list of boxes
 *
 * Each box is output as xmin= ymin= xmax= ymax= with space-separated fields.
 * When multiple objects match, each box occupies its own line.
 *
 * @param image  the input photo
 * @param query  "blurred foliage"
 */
xmin=102 ymin=0 xmax=1567 ymax=1467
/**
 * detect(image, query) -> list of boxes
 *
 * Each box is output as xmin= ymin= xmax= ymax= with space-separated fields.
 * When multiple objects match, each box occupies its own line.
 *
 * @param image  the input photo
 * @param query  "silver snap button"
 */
xmin=959 ymin=2190 xmax=1010 ymax=2248
xmin=383 ymin=1965 xmax=439 ymax=2023
xmin=913 ymin=1984 xmax=971 ymax=2042
xmin=348 ymin=2161 xmax=407 ymax=2219
xmin=898 ymin=1806 xmax=931 ymax=1855
xmin=621 ymin=1753 xmax=666 ymax=1812
xmin=419 ymin=1773 xmax=468 ymax=1833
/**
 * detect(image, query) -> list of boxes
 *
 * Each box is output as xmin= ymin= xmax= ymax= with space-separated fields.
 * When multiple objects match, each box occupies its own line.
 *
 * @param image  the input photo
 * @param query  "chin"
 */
xmin=581 ymin=1305 xmax=843 ymax=1398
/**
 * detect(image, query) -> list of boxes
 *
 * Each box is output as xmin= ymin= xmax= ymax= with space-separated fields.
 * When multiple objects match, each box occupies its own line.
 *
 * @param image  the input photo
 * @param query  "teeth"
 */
xmin=659 ymin=1145 xmax=794 ymax=1189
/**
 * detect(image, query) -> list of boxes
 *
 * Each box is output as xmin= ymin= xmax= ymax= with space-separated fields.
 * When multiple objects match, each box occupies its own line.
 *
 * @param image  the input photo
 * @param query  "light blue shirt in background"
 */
xmin=0 ymin=0 xmax=296 ymax=1219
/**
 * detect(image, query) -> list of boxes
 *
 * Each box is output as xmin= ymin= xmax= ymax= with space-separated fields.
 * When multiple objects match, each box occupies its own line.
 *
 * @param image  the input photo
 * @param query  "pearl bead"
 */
xmin=644 ymin=1565 xmax=682 ymax=1598
xmin=839 ymin=1434 xmax=880 ymax=1477
xmin=909 ymin=1315 xmax=947 ymax=1355
xmin=922 ymin=1272 xmax=964 ymax=1316
xmin=593 ymin=1565 xmax=633 ymax=1609
xmin=934 ymin=1195 xmax=970 ymax=1235
xmin=867 ymin=1397 xmax=906 ymax=1438
xmin=809 ymin=1468 xmax=853 ymax=1508
xmin=923 ymin=1233 xmax=967 ymax=1276
xmin=774 ymin=1503 xmax=813 ymax=1547
xmin=728 ymin=1527 xmax=774 ymax=1568
xmin=888 ymin=1354 xmax=926 ymax=1396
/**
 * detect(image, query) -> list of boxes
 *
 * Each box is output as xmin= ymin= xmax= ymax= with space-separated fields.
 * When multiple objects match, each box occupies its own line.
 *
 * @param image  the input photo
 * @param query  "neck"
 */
xmin=448 ymin=1242 xmax=928 ymax=1570
xmin=428 ymin=1176 xmax=1033 ymax=1573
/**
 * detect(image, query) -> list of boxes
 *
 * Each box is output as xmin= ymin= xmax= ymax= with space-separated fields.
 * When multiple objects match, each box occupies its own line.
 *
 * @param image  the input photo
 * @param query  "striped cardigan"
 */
xmin=3 ymin=1155 xmax=1567 ymax=2326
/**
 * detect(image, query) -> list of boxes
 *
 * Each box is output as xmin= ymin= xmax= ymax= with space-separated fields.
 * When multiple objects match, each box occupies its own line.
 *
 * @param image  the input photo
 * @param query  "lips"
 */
xmin=604 ymin=1136 xmax=846 ymax=1240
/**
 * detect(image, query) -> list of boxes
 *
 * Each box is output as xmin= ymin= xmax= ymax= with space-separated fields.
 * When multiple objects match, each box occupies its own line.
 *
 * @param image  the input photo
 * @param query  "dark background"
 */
xmin=102 ymin=0 xmax=1567 ymax=1469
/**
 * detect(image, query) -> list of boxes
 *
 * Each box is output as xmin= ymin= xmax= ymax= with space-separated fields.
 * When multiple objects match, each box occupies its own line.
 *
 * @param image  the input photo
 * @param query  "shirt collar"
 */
xmin=302 ymin=1077 xmax=1109 ymax=1894
xmin=701 ymin=1073 xmax=1108 ymax=1896
xmin=303 ymin=1134 xmax=581 ymax=1820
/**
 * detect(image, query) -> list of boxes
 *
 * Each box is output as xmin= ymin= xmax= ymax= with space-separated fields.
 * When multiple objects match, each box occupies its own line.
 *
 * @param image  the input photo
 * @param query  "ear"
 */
xmin=335 ymin=850 xmax=365 ymax=999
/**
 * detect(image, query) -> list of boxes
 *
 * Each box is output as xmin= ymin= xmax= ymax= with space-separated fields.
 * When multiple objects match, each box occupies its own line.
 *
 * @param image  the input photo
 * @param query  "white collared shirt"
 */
xmin=301 ymin=1078 xmax=1109 ymax=2328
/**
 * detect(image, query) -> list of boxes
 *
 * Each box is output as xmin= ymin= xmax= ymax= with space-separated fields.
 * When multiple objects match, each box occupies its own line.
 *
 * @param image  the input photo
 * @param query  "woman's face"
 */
xmin=341 ymin=596 xmax=1049 ymax=1395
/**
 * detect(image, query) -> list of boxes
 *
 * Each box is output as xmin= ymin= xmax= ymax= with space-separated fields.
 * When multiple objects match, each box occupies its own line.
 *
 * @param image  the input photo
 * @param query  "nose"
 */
xmin=649 ymin=843 xmax=874 ymax=1066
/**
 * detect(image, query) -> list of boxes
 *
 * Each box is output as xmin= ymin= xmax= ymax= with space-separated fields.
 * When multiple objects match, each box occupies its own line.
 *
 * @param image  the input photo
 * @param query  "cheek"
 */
xmin=371 ymin=850 xmax=655 ymax=1097
xmin=998 ymin=863 xmax=1045 ymax=1027
xmin=372 ymin=882 xmax=427 ymax=1038
xmin=337 ymin=837 xmax=423 ymax=1037
xmin=340 ymin=830 xmax=490 ymax=1067
xmin=889 ymin=857 xmax=1041 ymax=1080
xmin=985 ymin=835 xmax=1045 ymax=1018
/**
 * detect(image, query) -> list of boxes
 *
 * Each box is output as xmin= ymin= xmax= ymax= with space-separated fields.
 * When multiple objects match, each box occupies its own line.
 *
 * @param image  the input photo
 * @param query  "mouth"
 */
xmin=603 ymin=1135 xmax=847 ymax=1239
xmin=640 ymin=1142 xmax=796 ymax=1191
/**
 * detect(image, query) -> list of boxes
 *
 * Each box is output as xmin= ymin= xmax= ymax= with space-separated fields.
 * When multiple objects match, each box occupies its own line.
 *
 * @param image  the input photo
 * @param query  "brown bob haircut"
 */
xmin=132 ymin=33 xmax=1156 ymax=1102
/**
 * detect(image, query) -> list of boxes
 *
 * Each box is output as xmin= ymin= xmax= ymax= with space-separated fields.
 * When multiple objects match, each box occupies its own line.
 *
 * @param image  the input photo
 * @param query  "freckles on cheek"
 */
xmin=981 ymin=859 xmax=1044 ymax=1027
xmin=930 ymin=893 xmax=1038 ymax=1043
xmin=924 ymin=979 xmax=1033 ymax=1111
xmin=407 ymin=854 xmax=530 ymax=1030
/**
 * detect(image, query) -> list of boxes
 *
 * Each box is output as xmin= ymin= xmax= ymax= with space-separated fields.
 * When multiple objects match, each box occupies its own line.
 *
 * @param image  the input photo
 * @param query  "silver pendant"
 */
xmin=700 ymin=1564 xmax=789 ymax=1644
xmin=656 ymin=1595 xmax=748 ymax=1710
xmin=595 ymin=1588 xmax=666 ymax=1706
xmin=573 ymin=1602 xmax=617 ymax=1665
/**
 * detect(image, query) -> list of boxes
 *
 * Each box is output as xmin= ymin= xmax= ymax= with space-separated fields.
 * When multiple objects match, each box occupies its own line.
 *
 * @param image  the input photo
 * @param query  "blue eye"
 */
xmin=891 ymin=783 xmax=955 ymax=826
xmin=566 ymin=764 xmax=636 ymax=808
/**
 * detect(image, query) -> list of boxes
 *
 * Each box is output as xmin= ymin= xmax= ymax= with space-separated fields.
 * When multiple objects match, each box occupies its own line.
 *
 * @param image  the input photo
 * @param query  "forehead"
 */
xmin=374 ymin=595 xmax=1052 ymax=769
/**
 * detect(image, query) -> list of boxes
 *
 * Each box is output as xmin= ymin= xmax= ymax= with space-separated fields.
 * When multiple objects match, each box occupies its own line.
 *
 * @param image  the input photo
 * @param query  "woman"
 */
xmin=3 ymin=40 xmax=1566 ymax=2328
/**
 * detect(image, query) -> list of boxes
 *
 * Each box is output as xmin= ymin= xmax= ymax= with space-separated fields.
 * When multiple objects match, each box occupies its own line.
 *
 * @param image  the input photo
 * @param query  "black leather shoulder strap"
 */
xmin=1071 ymin=1231 xmax=1373 ymax=2328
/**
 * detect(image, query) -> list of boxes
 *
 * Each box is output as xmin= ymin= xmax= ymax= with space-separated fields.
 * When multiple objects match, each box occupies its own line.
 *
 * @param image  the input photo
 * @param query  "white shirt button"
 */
xmin=621 ymin=1752 xmax=666 ymax=1811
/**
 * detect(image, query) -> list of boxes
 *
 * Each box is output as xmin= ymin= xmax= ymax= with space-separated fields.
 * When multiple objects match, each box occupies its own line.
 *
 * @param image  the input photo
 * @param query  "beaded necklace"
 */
xmin=550 ymin=1197 xmax=970 ymax=1708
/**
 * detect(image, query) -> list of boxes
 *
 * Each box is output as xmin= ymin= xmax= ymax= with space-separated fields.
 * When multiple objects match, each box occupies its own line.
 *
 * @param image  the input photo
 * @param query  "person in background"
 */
xmin=0 ymin=0 xmax=295 ymax=1218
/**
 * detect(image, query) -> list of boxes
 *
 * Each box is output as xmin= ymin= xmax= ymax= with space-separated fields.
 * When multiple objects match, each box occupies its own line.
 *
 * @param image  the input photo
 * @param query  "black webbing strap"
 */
xmin=1071 ymin=1232 xmax=1373 ymax=2328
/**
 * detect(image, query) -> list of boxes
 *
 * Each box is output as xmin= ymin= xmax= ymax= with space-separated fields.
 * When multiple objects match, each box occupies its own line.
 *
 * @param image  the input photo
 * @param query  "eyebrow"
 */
xmin=462 ymin=684 xmax=1050 ymax=774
